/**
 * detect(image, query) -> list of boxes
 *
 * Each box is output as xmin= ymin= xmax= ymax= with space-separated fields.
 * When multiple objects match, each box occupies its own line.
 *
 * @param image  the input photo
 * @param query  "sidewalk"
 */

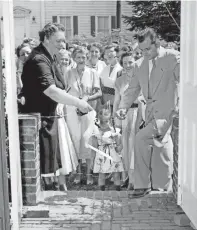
xmin=19 ymin=190 xmax=193 ymax=230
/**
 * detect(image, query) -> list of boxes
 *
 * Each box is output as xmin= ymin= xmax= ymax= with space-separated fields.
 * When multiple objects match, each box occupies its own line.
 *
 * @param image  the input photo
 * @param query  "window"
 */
xmin=52 ymin=16 xmax=78 ymax=40
xmin=60 ymin=16 xmax=72 ymax=40
xmin=97 ymin=16 xmax=109 ymax=36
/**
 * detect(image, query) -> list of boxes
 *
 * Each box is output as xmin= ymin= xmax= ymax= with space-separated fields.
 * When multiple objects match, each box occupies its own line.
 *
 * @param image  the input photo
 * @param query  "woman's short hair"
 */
xmin=39 ymin=23 xmax=65 ymax=42
xmin=88 ymin=42 xmax=103 ymax=53
xmin=119 ymin=52 xmax=134 ymax=67
xmin=16 ymin=43 xmax=30 ymax=58
xmin=72 ymin=47 xmax=87 ymax=59
xmin=58 ymin=49 xmax=71 ymax=58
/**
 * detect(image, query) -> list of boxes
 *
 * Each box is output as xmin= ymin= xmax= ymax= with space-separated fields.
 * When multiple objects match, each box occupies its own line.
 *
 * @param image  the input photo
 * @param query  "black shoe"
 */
xmin=129 ymin=188 xmax=151 ymax=198
xmin=59 ymin=184 xmax=67 ymax=191
xmin=121 ymin=177 xmax=129 ymax=188
xmin=53 ymin=182 xmax=60 ymax=191
xmin=115 ymin=185 xmax=121 ymax=191
xmin=100 ymin=185 xmax=105 ymax=191
xmin=127 ymin=183 xmax=134 ymax=191
xmin=44 ymin=183 xmax=54 ymax=191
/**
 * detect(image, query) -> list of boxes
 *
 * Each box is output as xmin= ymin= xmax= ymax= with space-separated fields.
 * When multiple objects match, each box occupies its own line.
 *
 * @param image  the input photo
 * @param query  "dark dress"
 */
xmin=21 ymin=43 xmax=65 ymax=175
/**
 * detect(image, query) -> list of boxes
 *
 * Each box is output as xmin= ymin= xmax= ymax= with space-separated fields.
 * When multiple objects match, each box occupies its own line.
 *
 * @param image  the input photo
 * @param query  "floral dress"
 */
xmin=93 ymin=126 xmax=124 ymax=173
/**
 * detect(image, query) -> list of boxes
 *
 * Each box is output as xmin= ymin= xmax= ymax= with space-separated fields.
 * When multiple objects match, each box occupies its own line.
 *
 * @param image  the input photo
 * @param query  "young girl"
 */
xmin=93 ymin=102 xmax=124 ymax=191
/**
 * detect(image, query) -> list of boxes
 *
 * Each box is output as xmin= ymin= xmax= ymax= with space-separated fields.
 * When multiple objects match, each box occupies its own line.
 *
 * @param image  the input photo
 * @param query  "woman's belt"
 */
xmin=102 ymin=86 xmax=115 ymax=95
xmin=130 ymin=103 xmax=138 ymax=108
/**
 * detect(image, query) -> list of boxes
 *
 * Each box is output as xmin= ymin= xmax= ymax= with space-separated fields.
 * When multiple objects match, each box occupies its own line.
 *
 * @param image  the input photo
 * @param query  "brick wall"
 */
xmin=18 ymin=114 xmax=41 ymax=205
xmin=171 ymin=115 xmax=179 ymax=200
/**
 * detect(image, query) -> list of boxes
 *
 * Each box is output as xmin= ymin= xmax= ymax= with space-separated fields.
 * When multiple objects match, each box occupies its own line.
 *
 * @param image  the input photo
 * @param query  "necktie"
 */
xmin=148 ymin=58 xmax=156 ymax=99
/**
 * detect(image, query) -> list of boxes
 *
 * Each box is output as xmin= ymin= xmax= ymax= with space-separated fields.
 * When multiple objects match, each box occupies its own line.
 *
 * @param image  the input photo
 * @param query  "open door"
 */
xmin=178 ymin=1 xmax=197 ymax=228
xmin=0 ymin=20 xmax=11 ymax=230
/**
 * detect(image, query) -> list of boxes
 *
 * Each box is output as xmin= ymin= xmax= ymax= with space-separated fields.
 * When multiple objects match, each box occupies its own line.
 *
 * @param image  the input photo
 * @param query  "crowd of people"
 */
xmin=3 ymin=22 xmax=180 ymax=198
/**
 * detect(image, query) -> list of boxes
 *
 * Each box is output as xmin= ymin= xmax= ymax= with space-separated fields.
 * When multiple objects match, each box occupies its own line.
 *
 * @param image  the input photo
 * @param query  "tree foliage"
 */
xmin=122 ymin=1 xmax=180 ymax=42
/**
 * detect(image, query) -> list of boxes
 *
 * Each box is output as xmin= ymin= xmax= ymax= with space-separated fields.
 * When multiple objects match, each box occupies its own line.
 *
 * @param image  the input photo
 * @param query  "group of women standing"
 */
xmin=53 ymin=41 xmax=144 ymax=191
xmin=17 ymin=22 xmax=144 ymax=192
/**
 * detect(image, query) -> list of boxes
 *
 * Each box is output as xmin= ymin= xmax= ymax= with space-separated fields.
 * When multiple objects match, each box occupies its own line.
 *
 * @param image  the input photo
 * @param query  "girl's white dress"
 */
xmin=93 ymin=127 xmax=124 ymax=174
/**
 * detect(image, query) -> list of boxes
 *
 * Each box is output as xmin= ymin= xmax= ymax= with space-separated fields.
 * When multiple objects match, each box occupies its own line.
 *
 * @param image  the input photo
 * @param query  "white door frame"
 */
xmin=178 ymin=1 xmax=197 ymax=228
xmin=0 ymin=19 xmax=10 ymax=230
xmin=2 ymin=0 xmax=23 ymax=230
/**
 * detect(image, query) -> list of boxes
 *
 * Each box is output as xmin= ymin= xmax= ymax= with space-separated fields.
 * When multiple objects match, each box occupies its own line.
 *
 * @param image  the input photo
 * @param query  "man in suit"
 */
xmin=116 ymin=28 xmax=180 ymax=198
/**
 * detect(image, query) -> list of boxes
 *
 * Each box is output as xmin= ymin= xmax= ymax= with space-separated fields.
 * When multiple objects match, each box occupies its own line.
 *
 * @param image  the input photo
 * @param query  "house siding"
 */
xmin=1 ymin=0 xmax=132 ymax=47
xmin=45 ymin=1 xmax=117 ymax=37
xmin=13 ymin=0 xmax=42 ymax=41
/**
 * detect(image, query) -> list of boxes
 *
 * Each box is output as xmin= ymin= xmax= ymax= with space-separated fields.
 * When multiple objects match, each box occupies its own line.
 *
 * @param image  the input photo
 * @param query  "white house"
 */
xmin=0 ymin=0 xmax=132 ymax=47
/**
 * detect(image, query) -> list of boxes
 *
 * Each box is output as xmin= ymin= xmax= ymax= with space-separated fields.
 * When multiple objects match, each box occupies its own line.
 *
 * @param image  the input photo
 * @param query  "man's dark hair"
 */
xmin=136 ymin=27 xmax=158 ymax=44
xmin=39 ymin=23 xmax=65 ymax=42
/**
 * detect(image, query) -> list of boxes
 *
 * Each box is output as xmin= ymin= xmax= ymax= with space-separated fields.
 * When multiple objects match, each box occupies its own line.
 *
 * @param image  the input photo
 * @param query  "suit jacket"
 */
xmin=119 ymin=47 xmax=180 ymax=137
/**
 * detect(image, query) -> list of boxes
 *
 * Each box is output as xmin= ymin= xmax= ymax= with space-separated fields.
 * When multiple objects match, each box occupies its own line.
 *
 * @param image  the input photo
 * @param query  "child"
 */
xmin=93 ymin=102 xmax=124 ymax=191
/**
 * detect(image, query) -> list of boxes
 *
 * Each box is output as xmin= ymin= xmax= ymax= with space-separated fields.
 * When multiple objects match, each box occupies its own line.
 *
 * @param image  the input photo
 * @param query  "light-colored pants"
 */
xmin=134 ymin=122 xmax=173 ymax=190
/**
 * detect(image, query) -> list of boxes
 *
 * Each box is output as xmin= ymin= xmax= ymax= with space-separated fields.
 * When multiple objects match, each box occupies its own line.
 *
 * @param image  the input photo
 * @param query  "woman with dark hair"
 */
xmin=20 ymin=23 xmax=93 ymax=190
xmin=86 ymin=43 xmax=106 ymax=77
xmin=16 ymin=43 xmax=32 ymax=94
xmin=113 ymin=52 xmax=138 ymax=190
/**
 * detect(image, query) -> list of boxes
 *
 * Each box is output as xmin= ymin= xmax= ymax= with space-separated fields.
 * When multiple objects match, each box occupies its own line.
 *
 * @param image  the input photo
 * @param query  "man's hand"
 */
xmin=115 ymin=108 xmax=128 ymax=120
xmin=77 ymin=99 xmax=93 ymax=114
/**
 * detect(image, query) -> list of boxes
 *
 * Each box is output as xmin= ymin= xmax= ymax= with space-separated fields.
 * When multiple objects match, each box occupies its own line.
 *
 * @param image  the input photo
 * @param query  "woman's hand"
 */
xmin=77 ymin=99 xmax=93 ymax=114
xmin=82 ymin=95 xmax=89 ymax=102
xmin=56 ymin=104 xmax=64 ymax=117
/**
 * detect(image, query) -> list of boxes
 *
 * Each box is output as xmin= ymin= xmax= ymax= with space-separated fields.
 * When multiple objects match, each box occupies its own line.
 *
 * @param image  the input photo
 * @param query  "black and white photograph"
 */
xmin=0 ymin=0 xmax=196 ymax=229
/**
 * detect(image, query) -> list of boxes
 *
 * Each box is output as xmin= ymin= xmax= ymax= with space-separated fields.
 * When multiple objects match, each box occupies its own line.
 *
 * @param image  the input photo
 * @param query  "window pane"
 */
xmin=98 ymin=16 xmax=109 ymax=35
xmin=66 ymin=16 xmax=71 ymax=29
xmin=60 ymin=16 xmax=66 ymax=27
xmin=60 ymin=16 xmax=72 ymax=40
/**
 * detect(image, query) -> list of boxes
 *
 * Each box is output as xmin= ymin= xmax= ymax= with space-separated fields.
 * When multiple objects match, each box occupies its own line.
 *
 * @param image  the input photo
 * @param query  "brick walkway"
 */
xmin=19 ymin=190 xmax=193 ymax=230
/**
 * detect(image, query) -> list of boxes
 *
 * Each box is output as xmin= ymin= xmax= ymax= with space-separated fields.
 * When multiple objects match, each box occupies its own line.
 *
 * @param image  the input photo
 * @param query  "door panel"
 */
xmin=0 ymin=20 xmax=11 ymax=230
xmin=178 ymin=1 xmax=197 ymax=228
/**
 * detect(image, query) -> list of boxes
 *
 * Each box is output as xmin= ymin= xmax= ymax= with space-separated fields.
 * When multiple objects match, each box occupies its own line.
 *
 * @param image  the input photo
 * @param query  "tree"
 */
xmin=122 ymin=1 xmax=180 ymax=42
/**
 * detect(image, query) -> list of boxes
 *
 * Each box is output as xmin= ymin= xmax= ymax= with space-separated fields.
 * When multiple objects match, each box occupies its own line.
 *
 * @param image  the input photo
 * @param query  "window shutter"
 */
xmin=52 ymin=16 xmax=57 ymax=23
xmin=111 ymin=16 xmax=116 ymax=30
xmin=90 ymin=16 xmax=95 ymax=37
xmin=73 ymin=16 xmax=78 ymax=36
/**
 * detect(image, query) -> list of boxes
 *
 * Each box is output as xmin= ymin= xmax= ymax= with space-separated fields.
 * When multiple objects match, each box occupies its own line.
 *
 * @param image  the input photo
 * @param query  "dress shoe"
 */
xmin=53 ymin=182 xmax=60 ymax=191
xmin=59 ymin=184 xmax=67 ymax=191
xmin=44 ymin=183 xmax=54 ymax=191
xmin=115 ymin=185 xmax=121 ymax=191
xmin=127 ymin=183 xmax=134 ymax=191
xmin=100 ymin=185 xmax=105 ymax=191
xmin=121 ymin=177 xmax=129 ymax=188
xmin=129 ymin=188 xmax=151 ymax=198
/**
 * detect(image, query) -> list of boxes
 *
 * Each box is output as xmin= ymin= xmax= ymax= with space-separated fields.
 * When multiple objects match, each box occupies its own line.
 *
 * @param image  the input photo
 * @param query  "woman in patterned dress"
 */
xmin=65 ymin=47 xmax=102 ymax=185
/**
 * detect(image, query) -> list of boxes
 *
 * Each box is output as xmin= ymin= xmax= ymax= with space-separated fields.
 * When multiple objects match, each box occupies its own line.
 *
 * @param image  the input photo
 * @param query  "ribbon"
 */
xmin=83 ymin=110 xmax=113 ymax=161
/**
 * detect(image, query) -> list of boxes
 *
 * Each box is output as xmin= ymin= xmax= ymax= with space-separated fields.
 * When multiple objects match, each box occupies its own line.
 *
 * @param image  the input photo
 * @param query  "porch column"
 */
xmin=2 ymin=0 xmax=22 ymax=229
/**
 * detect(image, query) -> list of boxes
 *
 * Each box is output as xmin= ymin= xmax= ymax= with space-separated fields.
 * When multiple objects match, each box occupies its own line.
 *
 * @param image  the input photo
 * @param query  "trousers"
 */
xmin=134 ymin=122 xmax=173 ymax=190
